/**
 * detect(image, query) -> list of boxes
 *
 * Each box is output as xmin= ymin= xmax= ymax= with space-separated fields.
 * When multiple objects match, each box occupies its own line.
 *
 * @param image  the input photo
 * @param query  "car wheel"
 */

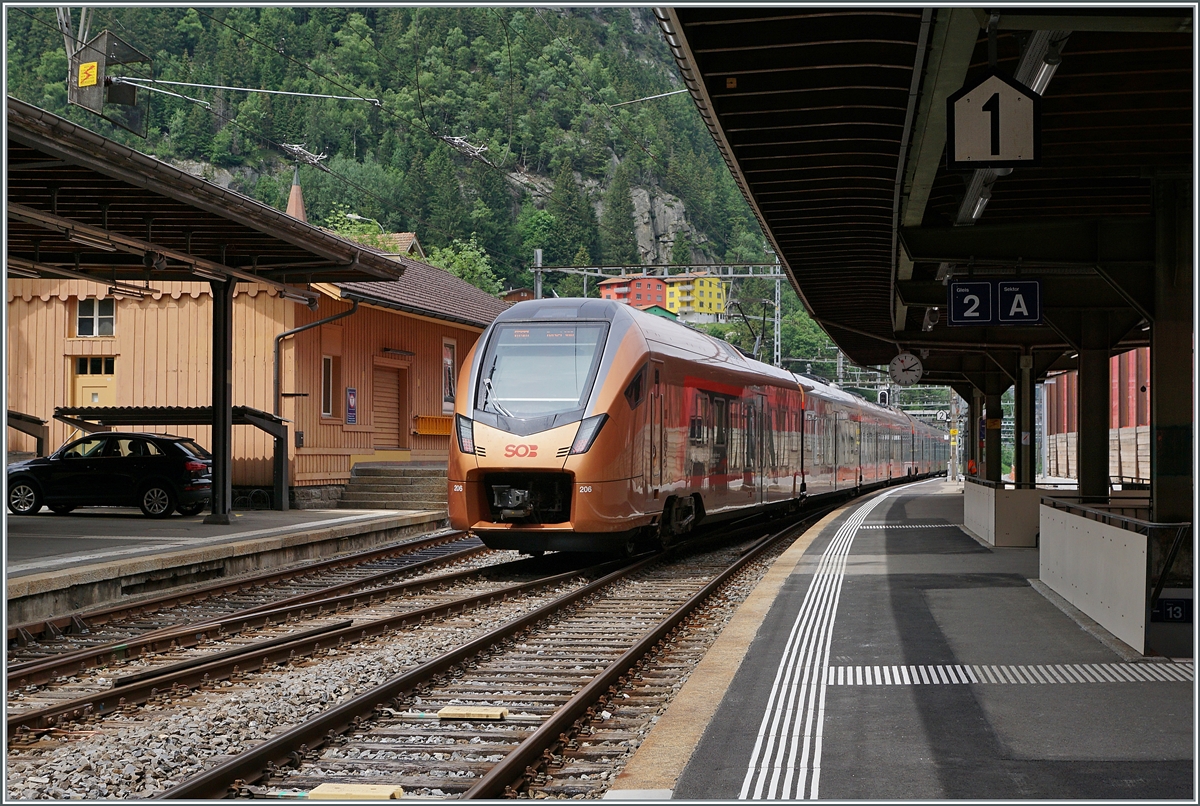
xmin=176 ymin=501 xmax=206 ymax=517
xmin=48 ymin=505 xmax=76 ymax=515
xmin=7 ymin=480 xmax=42 ymax=515
xmin=139 ymin=484 xmax=176 ymax=518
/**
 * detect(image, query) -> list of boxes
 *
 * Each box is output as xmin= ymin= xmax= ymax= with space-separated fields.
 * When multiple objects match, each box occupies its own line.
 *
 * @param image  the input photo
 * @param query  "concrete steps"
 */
xmin=338 ymin=464 xmax=448 ymax=511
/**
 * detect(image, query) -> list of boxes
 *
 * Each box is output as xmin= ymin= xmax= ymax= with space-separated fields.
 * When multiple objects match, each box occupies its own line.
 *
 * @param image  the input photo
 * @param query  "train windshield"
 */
xmin=476 ymin=323 xmax=608 ymax=418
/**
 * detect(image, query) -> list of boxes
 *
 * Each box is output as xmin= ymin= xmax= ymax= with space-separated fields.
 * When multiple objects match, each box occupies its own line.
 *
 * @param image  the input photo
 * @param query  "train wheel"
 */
xmin=659 ymin=495 xmax=699 ymax=549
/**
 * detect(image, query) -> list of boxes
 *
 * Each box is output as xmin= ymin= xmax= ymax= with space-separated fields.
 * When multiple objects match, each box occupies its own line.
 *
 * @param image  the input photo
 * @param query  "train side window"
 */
xmin=624 ymin=366 xmax=645 ymax=409
xmin=714 ymin=398 xmax=727 ymax=446
xmin=689 ymin=393 xmax=705 ymax=443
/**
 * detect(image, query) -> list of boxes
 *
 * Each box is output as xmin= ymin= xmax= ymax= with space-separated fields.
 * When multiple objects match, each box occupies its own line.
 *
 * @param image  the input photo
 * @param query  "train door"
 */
xmin=649 ymin=360 xmax=664 ymax=489
xmin=830 ymin=409 xmax=839 ymax=491
xmin=848 ymin=418 xmax=862 ymax=486
xmin=862 ymin=422 xmax=875 ymax=484
xmin=756 ymin=394 xmax=767 ymax=504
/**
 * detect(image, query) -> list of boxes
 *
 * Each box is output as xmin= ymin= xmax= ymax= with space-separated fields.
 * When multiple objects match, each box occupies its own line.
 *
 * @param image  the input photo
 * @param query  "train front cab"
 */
xmin=448 ymin=307 xmax=659 ymax=554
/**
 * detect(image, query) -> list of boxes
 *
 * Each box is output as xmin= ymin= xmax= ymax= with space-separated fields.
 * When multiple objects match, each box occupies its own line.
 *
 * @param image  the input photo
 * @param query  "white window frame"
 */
xmin=77 ymin=297 xmax=115 ymax=337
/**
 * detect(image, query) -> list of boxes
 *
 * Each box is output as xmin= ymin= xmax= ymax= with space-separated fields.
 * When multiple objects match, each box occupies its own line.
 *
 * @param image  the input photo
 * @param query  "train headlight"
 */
xmin=569 ymin=413 xmax=608 ymax=455
xmin=456 ymin=414 xmax=476 ymax=454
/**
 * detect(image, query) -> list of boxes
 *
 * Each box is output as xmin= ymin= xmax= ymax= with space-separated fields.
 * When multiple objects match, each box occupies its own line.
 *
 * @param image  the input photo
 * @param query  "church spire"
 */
xmin=285 ymin=164 xmax=307 ymax=223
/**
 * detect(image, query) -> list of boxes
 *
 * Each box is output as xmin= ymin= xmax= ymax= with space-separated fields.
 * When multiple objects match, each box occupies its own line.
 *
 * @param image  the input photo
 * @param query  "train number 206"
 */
xmin=578 ymin=485 xmax=592 ymax=493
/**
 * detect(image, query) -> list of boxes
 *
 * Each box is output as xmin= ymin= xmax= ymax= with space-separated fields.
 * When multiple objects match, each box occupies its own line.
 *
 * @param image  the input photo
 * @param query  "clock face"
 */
xmin=888 ymin=352 xmax=923 ymax=386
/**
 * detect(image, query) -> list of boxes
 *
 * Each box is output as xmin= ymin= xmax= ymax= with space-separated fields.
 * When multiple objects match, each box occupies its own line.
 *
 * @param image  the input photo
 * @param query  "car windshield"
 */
xmin=476 ymin=322 xmax=608 ymax=418
xmin=175 ymin=439 xmax=212 ymax=459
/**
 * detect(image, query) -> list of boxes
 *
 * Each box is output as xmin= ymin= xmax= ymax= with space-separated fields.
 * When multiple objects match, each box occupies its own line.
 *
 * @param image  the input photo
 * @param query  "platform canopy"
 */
xmin=657 ymin=7 xmax=1192 ymax=380
xmin=7 ymin=97 xmax=411 ymax=523
xmin=6 ymin=97 xmax=405 ymax=294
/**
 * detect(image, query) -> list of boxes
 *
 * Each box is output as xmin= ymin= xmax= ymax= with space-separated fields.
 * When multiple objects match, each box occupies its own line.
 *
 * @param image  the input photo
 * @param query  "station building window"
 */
xmin=76 ymin=357 xmax=115 ymax=375
xmin=321 ymin=355 xmax=342 ymax=418
xmin=77 ymin=298 xmax=115 ymax=337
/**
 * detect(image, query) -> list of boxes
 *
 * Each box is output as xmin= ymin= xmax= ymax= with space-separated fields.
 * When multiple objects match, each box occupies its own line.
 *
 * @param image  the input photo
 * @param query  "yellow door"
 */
xmin=72 ymin=356 xmax=116 ymax=406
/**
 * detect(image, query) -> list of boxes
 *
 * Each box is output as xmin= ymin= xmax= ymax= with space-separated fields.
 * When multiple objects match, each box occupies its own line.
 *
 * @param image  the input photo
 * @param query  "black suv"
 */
xmin=7 ymin=432 xmax=212 ymax=518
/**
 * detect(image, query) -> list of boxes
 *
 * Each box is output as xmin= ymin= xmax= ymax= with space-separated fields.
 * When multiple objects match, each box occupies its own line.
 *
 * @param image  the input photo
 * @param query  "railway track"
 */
xmin=8 ymin=503 xmax=840 ymax=800
xmin=8 ymin=552 xmax=613 ymax=736
xmin=149 ymin=511 xmax=823 ymax=800
xmin=7 ymin=530 xmax=486 ymax=684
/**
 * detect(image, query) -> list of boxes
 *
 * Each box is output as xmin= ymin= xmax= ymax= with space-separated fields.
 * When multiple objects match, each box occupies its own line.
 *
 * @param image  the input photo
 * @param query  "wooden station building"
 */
xmin=5 ymin=98 xmax=507 ymax=511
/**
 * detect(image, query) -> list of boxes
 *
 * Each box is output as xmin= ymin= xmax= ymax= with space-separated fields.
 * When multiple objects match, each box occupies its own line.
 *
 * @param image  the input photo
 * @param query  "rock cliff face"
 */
xmin=629 ymin=186 xmax=706 ymax=266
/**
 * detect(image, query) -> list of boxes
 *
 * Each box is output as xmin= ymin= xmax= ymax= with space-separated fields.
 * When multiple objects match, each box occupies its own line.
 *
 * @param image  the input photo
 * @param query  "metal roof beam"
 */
xmin=899 ymin=217 xmax=1156 ymax=265
xmin=8 ymin=202 xmax=319 ymax=305
xmin=7 ymin=256 xmax=152 ymax=297
xmin=975 ymin=11 xmax=1193 ymax=34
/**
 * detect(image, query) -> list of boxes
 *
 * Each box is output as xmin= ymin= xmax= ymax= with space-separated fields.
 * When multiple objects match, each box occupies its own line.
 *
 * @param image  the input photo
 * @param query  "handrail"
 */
xmin=964 ymin=476 xmax=1077 ymax=491
xmin=1041 ymin=497 xmax=1188 ymax=535
xmin=1150 ymin=524 xmax=1193 ymax=608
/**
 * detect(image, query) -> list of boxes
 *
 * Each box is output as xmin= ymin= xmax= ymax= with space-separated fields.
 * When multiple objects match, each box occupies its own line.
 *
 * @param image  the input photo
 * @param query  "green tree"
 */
xmin=425 ymin=236 xmax=502 ymax=296
xmin=546 ymin=163 xmax=600 ymax=265
xmin=671 ymin=231 xmax=693 ymax=266
xmin=600 ymin=163 xmax=639 ymax=266
xmin=424 ymin=146 xmax=469 ymax=247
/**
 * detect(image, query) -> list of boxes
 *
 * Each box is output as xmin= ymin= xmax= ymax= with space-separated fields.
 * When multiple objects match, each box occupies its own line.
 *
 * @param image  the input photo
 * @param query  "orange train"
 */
xmin=448 ymin=299 xmax=947 ymax=554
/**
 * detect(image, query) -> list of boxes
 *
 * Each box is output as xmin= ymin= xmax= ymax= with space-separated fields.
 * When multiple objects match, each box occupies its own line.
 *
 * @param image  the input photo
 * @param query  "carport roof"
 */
xmin=6 ymin=97 xmax=404 ymax=293
xmin=659 ymin=7 xmax=1193 ymax=373
xmin=54 ymin=405 xmax=286 ymax=426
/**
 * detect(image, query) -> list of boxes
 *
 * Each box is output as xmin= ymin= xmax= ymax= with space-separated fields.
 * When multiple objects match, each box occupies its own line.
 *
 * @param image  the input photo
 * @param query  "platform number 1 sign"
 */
xmin=947 ymin=70 xmax=1041 ymax=170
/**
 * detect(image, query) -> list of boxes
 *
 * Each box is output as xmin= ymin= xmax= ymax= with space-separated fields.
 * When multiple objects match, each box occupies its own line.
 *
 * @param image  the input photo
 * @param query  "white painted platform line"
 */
xmin=737 ymin=484 xmax=927 ymax=802
xmin=826 ymin=662 xmax=1194 ymax=685
xmin=856 ymin=523 xmax=964 ymax=530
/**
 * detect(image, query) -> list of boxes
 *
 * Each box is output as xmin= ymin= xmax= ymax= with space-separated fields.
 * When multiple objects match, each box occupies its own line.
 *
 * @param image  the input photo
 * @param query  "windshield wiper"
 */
xmin=483 ymin=378 xmax=514 ymax=418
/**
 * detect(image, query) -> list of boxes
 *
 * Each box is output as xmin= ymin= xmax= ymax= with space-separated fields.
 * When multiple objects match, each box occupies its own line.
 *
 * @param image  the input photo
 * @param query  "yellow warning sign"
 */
xmin=986 ymin=418 xmax=1002 ymax=430
xmin=78 ymin=61 xmax=99 ymax=88
xmin=949 ymin=428 xmax=959 ymax=436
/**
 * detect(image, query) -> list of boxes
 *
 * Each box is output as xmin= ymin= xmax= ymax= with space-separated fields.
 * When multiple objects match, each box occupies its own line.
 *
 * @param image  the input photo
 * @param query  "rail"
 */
xmin=9 ymin=557 xmax=622 ymax=743
xmin=155 ymin=508 xmax=826 ymax=799
xmin=8 ymin=538 xmax=485 ymax=689
xmin=8 ymin=530 xmax=473 ymax=646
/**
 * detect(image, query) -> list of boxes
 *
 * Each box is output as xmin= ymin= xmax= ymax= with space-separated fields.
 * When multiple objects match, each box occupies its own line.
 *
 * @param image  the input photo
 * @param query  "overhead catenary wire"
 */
xmin=113 ymin=76 xmax=381 ymax=106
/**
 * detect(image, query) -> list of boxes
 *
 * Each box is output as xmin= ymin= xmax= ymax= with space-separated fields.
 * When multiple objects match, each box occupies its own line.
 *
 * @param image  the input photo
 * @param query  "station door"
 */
xmin=372 ymin=366 xmax=409 ymax=449
xmin=72 ymin=356 xmax=116 ymax=406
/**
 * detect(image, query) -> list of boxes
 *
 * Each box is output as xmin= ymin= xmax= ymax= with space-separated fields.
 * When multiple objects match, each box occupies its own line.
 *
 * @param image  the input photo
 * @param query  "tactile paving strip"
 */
xmin=827 ymin=661 xmax=1194 ymax=686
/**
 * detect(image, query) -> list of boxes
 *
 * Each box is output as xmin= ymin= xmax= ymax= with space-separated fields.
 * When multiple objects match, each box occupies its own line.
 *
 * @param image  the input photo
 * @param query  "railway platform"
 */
xmin=6 ymin=507 xmax=449 ymax=626
xmin=609 ymin=480 xmax=1194 ymax=800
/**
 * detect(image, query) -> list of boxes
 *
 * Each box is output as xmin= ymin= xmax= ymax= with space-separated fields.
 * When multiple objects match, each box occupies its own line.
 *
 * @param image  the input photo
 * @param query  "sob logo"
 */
xmin=504 ymin=444 xmax=539 ymax=458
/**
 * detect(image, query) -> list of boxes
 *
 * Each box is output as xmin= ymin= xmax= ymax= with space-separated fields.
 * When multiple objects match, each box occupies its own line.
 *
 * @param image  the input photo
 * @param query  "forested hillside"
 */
xmin=6 ymin=6 xmax=845 ymax=380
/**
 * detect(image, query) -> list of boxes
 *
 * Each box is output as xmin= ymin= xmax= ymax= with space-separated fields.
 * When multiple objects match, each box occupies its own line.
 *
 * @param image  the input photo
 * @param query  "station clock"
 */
xmin=888 ymin=352 xmax=924 ymax=386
